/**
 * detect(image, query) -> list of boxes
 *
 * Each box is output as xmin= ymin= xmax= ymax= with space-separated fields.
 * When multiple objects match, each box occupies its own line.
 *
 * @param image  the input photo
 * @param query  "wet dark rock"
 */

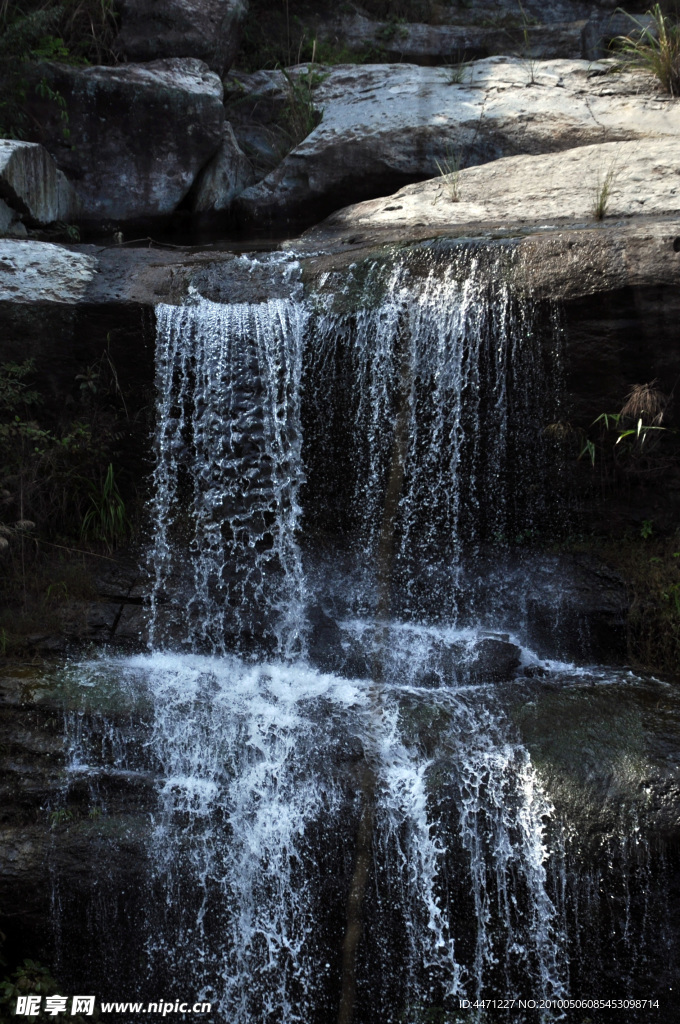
xmin=515 ymin=676 xmax=680 ymax=845
xmin=114 ymin=0 xmax=247 ymax=75
xmin=465 ymin=637 xmax=522 ymax=684
xmin=524 ymin=555 xmax=629 ymax=664
xmin=307 ymin=604 xmax=347 ymax=674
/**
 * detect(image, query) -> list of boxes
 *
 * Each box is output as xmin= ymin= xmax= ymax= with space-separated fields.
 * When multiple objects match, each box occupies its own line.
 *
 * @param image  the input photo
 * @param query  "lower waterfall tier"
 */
xmin=5 ymin=634 xmax=676 ymax=1024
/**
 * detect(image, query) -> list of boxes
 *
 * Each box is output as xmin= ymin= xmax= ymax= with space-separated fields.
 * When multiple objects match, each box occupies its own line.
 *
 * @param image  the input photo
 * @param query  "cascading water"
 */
xmin=151 ymin=295 xmax=308 ymax=657
xmin=49 ymin=245 xmax=676 ymax=1023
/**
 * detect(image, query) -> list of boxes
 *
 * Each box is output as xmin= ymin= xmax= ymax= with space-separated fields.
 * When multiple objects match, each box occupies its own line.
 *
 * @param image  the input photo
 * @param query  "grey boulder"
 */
xmin=0 ymin=140 xmax=75 ymax=230
xmin=25 ymin=59 xmax=225 ymax=222
xmin=232 ymin=57 xmax=678 ymax=230
xmin=114 ymin=0 xmax=247 ymax=75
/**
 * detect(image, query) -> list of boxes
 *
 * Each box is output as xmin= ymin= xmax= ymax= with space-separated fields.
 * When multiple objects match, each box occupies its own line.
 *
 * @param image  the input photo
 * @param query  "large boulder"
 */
xmin=0 ymin=140 xmax=76 ymax=230
xmin=114 ymin=0 xmax=247 ymax=75
xmin=24 ymin=59 xmax=225 ymax=223
xmin=303 ymin=0 xmax=635 ymax=65
xmin=304 ymin=139 xmax=680 ymax=244
xmin=231 ymin=57 xmax=680 ymax=231
xmin=0 ymin=240 xmax=97 ymax=303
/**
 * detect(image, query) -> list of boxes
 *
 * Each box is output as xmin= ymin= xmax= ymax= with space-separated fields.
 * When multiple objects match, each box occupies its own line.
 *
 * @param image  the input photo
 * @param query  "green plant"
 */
xmin=0 ymin=356 xmax=129 ymax=543
xmin=376 ymin=17 xmax=409 ymax=44
xmin=518 ymin=0 xmax=538 ymax=84
xmin=35 ymin=76 xmax=69 ymax=140
xmin=81 ymin=463 xmax=128 ymax=550
xmin=435 ymin=145 xmax=463 ymax=201
xmin=0 ymin=1 xmax=118 ymax=138
xmin=641 ymin=518 xmax=654 ymax=539
xmin=592 ymin=153 xmax=621 ymax=220
xmin=578 ymin=382 xmax=672 ymax=472
xmin=49 ymin=807 xmax=73 ymax=827
xmin=442 ymin=60 xmax=469 ymax=85
xmin=280 ymin=65 xmax=324 ymax=148
xmin=612 ymin=4 xmax=680 ymax=96
xmin=0 ymin=957 xmax=98 ymax=1023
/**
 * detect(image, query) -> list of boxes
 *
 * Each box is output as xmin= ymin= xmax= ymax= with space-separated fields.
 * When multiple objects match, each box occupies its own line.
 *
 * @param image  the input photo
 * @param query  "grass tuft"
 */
xmin=435 ymin=145 xmax=463 ymax=202
xmin=592 ymin=154 xmax=620 ymax=220
xmin=612 ymin=3 xmax=680 ymax=96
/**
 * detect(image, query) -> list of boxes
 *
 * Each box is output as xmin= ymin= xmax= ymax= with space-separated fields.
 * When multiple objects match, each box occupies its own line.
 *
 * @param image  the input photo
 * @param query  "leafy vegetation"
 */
xmin=612 ymin=4 xmax=680 ymax=96
xmin=577 ymin=382 xmax=673 ymax=475
xmin=81 ymin=462 xmax=129 ymax=551
xmin=435 ymin=145 xmax=463 ymax=201
xmin=0 ymin=957 xmax=97 ymax=1023
xmin=236 ymin=0 xmax=383 ymax=72
xmin=281 ymin=65 xmax=325 ymax=147
xmin=547 ymin=381 xmax=680 ymax=679
xmin=0 ymin=0 xmax=117 ymax=137
xmin=591 ymin=157 xmax=620 ymax=220
xmin=0 ymin=357 xmax=129 ymax=546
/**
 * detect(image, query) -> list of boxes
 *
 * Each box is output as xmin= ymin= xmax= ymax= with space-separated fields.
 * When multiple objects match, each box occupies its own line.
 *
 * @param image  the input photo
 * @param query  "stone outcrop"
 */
xmin=23 ymin=59 xmax=225 ymax=222
xmin=114 ymin=0 xmax=247 ymax=75
xmin=305 ymin=139 xmax=680 ymax=242
xmin=0 ymin=200 xmax=26 ymax=238
xmin=581 ymin=9 xmax=655 ymax=60
xmin=306 ymin=0 xmax=646 ymax=65
xmin=0 ymin=140 xmax=76 ymax=230
xmin=515 ymin=675 xmax=680 ymax=843
xmin=316 ymin=11 xmax=589 ymax=64
xmin=231 ymin=57 xmax=678 ymax=230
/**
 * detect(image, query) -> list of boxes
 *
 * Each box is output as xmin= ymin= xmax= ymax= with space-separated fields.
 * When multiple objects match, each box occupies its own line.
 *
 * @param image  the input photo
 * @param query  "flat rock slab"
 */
xmin=308 ymin=139 xmax=680 ymax=240
xmin=0 ymin=240 xmax=97 ymax=303
xmin=24 ymin=59 xmax=225 ymax=222
xmin=232 ymin=57 xmax=679 ymax=230
xmin=2 ymin=214 xmax=680 ymax=312
xmin=0 ymin=140 xmax=75 ymax=228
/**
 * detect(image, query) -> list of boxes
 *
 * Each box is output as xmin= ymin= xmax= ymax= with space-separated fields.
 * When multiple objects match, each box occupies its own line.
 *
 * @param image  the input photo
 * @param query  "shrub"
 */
xmin=0 ymin=0 xmax=118 ymax=137
xmin=281 ymin=66 xmax=325 ymax=148
xmin=0 ymin=356 xmax=129 ymax=547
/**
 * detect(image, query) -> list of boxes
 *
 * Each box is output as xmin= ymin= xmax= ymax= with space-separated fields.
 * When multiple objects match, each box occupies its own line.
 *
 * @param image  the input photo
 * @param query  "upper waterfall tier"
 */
xmin=150 ymin=246 xmax=563 ymax=655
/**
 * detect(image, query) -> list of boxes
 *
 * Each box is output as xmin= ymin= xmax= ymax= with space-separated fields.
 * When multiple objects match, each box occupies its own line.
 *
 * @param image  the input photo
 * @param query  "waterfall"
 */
xmin=60 ymin=648 xmax=568 ymax=1023
xmin=107 ymin=244 xmax=570 ymax=1022
xmin=57 ymin=244 xmax=665 ymax=1023
xmin=151 ymin=296 xmax=308 ymax=657
xmin=302 ymin=248 xmax=563 ymax=622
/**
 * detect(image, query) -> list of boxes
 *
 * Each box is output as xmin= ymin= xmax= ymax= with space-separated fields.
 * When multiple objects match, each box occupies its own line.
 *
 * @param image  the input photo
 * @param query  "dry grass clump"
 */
xmin=620 ymin=381 xmax=668 ymax=425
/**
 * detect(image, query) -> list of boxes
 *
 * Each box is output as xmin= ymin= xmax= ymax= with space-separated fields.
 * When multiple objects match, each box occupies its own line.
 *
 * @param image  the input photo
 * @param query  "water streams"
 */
xmin=50 ymin=245 xmax=675 ymax=1022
